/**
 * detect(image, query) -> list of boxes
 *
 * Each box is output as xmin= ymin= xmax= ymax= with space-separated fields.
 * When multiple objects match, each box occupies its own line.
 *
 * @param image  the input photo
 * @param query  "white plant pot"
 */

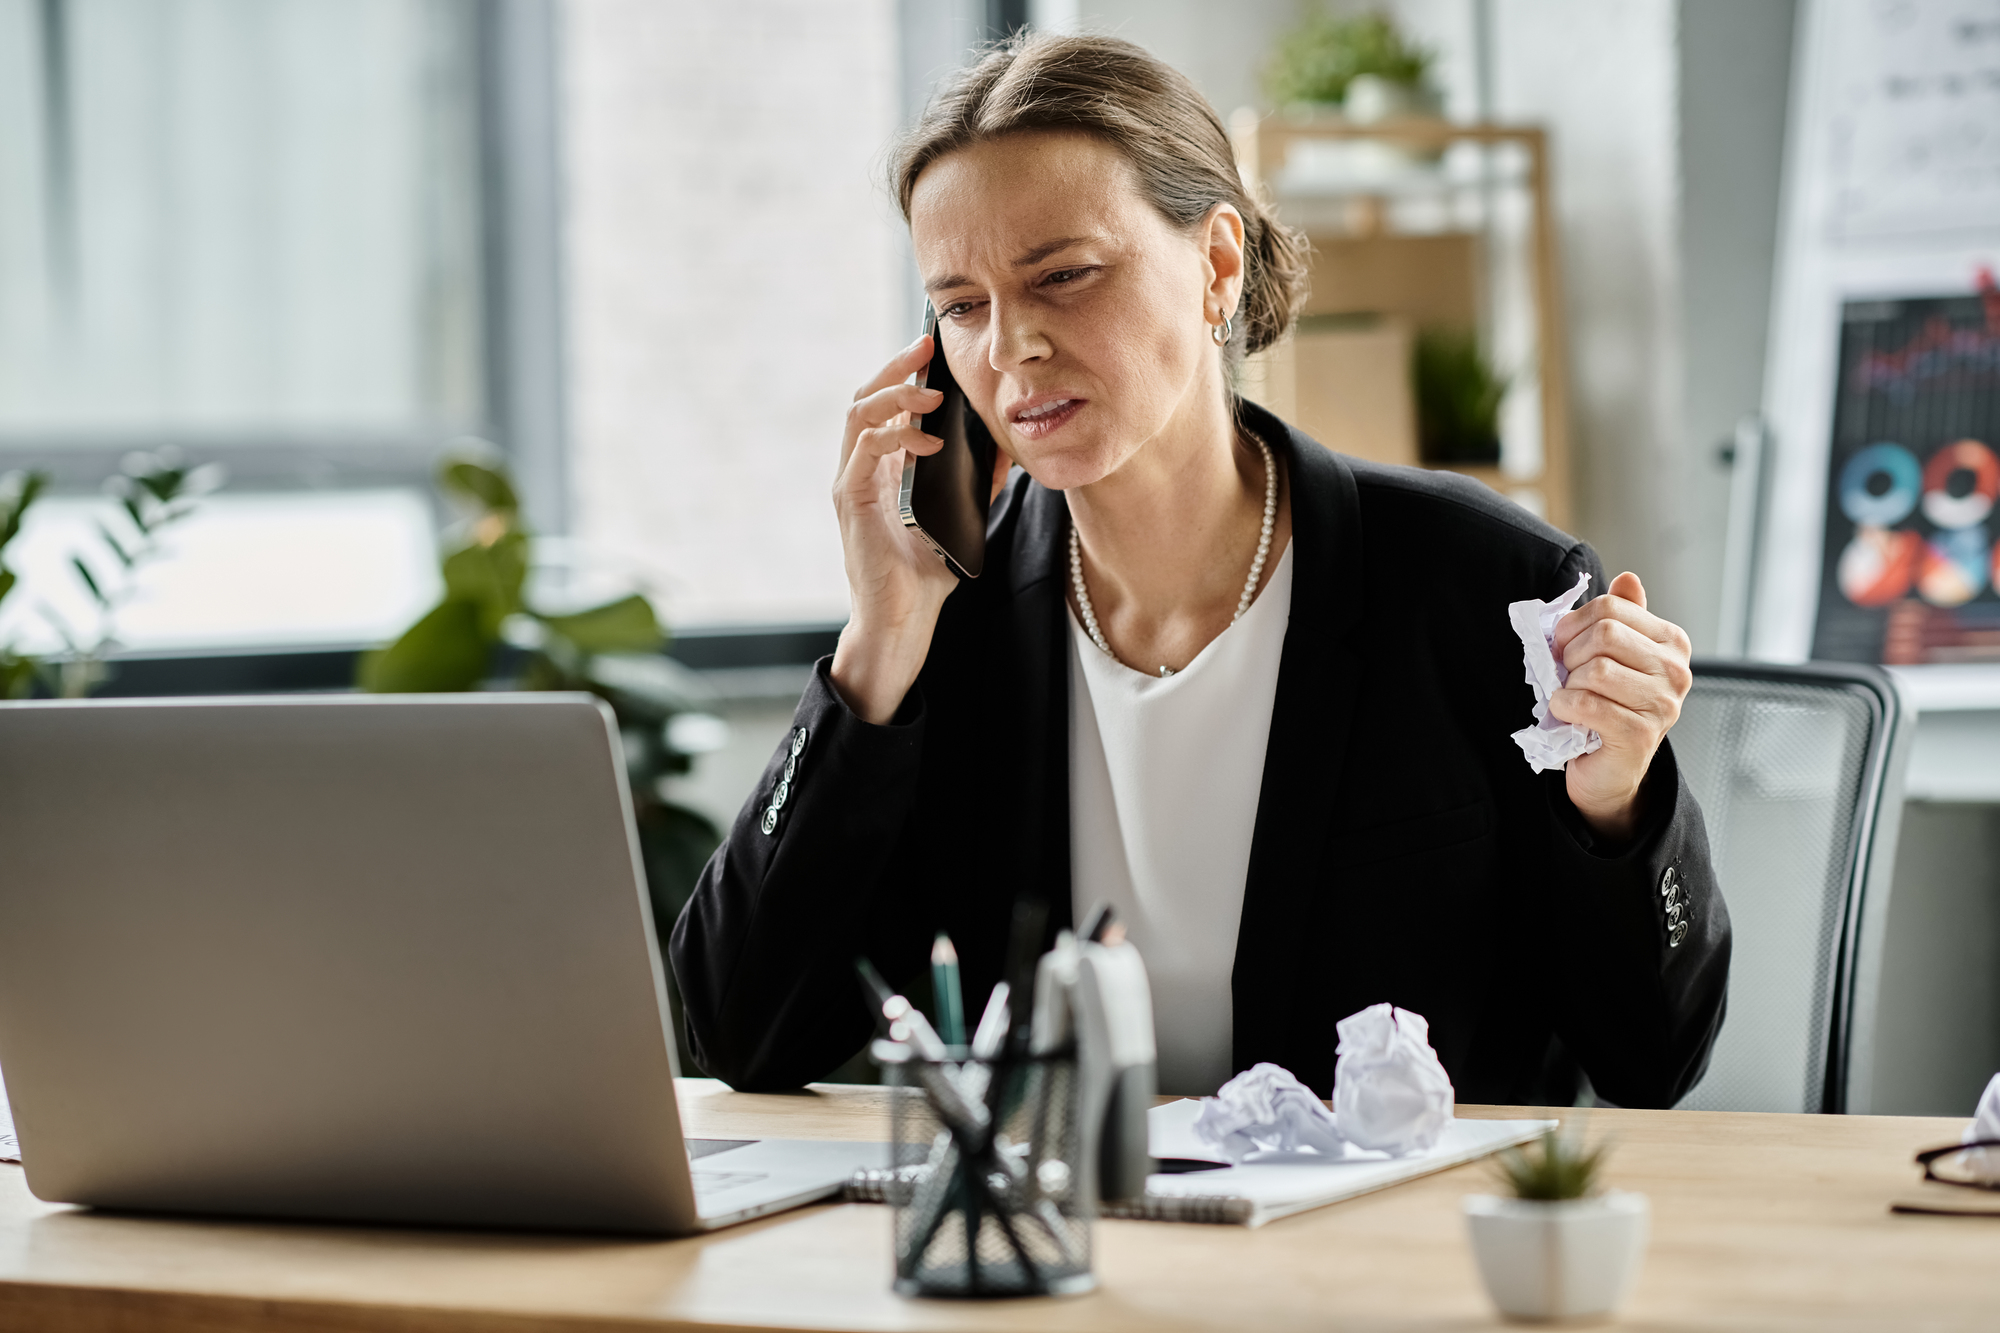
xmin=1341 ymin=74 xmax=1440 ymax=125
xmin=1462 ymin=1191 xmax=1650 ymax=1322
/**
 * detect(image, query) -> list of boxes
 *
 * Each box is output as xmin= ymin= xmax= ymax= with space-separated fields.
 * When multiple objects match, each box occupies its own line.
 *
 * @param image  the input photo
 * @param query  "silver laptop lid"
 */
xmin=0 ymin=693 xmax=699 ymax=1233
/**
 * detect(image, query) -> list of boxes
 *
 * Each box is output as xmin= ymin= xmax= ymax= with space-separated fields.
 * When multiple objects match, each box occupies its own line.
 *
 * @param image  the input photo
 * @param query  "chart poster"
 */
xmin=1814 ymin=291 xmax=2000 ymax=664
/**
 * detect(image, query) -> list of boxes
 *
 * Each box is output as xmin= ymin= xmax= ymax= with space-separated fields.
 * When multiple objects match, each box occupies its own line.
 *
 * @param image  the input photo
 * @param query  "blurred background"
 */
xmin=1 ymin=0 xmax=1997 ymax=1109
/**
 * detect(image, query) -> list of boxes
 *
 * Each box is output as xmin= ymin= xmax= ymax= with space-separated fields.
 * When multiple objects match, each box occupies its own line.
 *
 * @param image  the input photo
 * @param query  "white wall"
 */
xmin=1677 ymin=0 xmax=1796 ymax=654
xmin=562 ymin=0 xmax=904 ymax=628
xmin=1070 ymin=0 xmax=1300 ymax=119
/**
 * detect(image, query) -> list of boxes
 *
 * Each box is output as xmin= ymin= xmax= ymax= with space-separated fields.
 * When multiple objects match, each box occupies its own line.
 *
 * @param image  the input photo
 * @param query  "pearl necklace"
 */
xmin=1069 ymin=432 xmax=1277 ymax=678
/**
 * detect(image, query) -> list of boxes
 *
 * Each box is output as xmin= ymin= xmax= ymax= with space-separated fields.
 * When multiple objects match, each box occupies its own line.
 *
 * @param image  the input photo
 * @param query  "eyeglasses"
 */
xmin=1913 ymin=1139 xmax=2000 ymax=1191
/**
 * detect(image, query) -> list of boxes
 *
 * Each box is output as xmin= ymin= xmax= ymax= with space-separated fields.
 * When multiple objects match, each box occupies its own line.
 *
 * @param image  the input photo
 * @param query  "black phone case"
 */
xmin=900 ymin=310 xmax=999 ymax=579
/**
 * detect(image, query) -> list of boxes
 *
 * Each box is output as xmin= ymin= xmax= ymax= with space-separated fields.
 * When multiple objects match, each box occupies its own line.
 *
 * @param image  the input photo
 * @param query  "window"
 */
xmin=0 ymin=0 xmax=557 ymax=655
xmin=0 ymin=0 xmax=484 ymax=447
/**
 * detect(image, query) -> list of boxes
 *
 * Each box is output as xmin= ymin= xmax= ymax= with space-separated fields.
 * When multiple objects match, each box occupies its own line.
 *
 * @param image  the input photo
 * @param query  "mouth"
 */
xmin=1009 ymin=396 xmax=1085 ymax=439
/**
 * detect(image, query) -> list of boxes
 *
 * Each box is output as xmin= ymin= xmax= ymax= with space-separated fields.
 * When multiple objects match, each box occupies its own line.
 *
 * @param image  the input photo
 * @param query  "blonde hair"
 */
xmin=891 ymin=32 xmax=1309 ymax=357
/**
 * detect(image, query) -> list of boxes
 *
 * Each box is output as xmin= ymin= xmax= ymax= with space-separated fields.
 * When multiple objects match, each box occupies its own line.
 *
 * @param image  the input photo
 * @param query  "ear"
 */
xmin=1202 ymin=204 xmax=1247 ymax=325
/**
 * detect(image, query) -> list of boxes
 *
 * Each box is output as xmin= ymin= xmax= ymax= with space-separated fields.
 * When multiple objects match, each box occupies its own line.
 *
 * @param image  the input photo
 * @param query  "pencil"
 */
xmin=931 ymin=932 xmax=965 ymax=1047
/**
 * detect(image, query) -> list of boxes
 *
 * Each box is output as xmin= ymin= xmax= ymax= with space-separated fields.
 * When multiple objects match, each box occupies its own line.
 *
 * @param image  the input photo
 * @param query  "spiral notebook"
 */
xmin=1129 ymin=1099 xmax=1557 ymax=1226
xmin=846 ymin=1100 xmax=1556 ymax=1228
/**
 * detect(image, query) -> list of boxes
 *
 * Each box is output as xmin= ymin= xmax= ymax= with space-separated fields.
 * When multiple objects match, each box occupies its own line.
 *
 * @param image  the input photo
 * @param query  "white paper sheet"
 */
xmin=1507 ymin=571 xmax=1603 ymax=773
xmin=1148 ymin=1099 xmax=1556 ymax=1227
xmin=0 ymin=1063 xmax=17 ymax=1163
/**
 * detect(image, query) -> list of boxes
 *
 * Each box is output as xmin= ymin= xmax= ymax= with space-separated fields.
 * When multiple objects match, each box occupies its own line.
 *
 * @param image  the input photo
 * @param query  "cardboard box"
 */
xmin=1243 ymin=316 xmax=1418 ymax=467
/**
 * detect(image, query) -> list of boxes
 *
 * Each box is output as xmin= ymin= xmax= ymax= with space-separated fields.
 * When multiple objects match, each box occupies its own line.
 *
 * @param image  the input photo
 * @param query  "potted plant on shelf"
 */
xmin=1264 ymin=8 xmax=1440 ymax=122
xmin=1414 ymin=328 xmax=1507 ymax=466
xmin=1463 ymin=1126 xmax=1650 ymax=1322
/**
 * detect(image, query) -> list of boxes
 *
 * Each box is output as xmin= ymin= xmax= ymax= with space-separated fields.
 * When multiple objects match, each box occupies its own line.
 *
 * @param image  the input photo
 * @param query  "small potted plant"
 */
xmin=1414 ymin=327 xmax=1507 ymax=466
xmin=1462 ymin=1127 xmax=1650 ymax=1322
xmin=1264 ymin=9 xmax=1440 ymax=122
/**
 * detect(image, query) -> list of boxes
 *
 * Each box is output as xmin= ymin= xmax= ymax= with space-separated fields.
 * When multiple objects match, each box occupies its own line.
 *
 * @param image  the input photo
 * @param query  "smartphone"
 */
xmin=899 ymin=303 xmax=999 ymax=580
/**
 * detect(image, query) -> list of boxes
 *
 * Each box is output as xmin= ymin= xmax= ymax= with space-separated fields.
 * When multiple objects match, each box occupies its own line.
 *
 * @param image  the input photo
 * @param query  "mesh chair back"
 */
xmin=1669 ymin=662 xmax=1908 ymax=1113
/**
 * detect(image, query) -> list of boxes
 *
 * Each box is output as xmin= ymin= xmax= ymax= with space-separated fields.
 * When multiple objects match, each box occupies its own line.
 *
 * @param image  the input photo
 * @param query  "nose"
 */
xmin=987 ymin=298 xmax=1051 ymax=373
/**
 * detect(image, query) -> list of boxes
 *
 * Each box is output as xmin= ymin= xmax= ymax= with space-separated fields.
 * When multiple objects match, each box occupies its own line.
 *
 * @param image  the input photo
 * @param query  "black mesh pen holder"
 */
xmin=881 ymin=1050 xmax=1095 ymax=1298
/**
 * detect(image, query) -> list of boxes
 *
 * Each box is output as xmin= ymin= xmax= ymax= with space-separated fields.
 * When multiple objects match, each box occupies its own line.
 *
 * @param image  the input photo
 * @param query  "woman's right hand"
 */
xmin=829 ymin=335 xmax=962 ymax=725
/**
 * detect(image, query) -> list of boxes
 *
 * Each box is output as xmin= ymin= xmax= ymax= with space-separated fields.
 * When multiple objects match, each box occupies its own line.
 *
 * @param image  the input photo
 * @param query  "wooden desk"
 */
xmin=0 ymin=1080 xmax=1991 ymax=1331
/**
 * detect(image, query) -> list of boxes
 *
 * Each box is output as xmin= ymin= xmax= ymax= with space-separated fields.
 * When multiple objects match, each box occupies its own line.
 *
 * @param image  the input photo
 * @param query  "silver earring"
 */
xmin=1211 ymin=313 xmax=1234 ymax=346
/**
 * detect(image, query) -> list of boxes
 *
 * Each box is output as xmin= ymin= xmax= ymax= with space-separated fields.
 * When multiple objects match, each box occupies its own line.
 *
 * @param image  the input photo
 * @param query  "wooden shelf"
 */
xmin=1232 ymin=113 xmax=1574 ymax=532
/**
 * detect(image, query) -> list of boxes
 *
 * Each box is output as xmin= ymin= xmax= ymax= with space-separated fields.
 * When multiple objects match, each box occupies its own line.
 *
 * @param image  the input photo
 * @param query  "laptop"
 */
xmin=0 ymin=693 xmax=882 ymax=1234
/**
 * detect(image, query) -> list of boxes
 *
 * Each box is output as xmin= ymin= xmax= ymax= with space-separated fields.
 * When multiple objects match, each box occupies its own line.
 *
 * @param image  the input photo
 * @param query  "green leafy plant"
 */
xmin=1265 ymin=7 xmax=1435 ymax=108
xmin=0 ymin=469 xmax=49 ymax=699
xmin=1496 ymin=1126 xmax=1608 ymax=1201
xmin=0 ymin=453 xmax=227 ymax=698
xmin=1414 ymin=327 xmax=1507 ymax=465
xmin=48 ymin=450 xmax=226 ymax=697
xmin=363 ymin=449 xmax=724 ymax=1064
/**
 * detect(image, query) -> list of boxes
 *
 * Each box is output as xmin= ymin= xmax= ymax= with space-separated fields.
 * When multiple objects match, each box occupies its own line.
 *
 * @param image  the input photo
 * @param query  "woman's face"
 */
xmin=907 ymin=130 xmax=1243 ymax=492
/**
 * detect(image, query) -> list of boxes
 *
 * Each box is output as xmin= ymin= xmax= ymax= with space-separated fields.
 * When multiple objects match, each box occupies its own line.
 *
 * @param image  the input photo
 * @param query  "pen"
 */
xmin=931 ymin=932 xmax=965 ymax=1047
xmin=970 ymin=980 xmax=1011 ymax=1060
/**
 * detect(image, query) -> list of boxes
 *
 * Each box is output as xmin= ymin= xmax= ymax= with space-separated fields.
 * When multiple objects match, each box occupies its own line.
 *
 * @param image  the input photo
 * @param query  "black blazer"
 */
xmin=670 ymin=402 xmax=1731 ymax=1106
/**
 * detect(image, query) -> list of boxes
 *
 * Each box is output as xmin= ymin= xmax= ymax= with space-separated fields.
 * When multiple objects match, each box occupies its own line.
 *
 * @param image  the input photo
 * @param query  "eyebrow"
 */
xmin=922 ymin=235 xmax=1101 ymax=294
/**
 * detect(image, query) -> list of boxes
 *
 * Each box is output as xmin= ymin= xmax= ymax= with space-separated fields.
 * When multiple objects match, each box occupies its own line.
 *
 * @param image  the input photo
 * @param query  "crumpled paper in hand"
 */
xmin=1333 ymin=1004 xmax=1455 ymax=1156
xmin=1508 ymin=571 xmax=1604 ymax=773
xmin=1959 ymin=1071 xmax=2000 ymax=1181
xmin=1193 ymin=1063 xmax=1346 ymax=1162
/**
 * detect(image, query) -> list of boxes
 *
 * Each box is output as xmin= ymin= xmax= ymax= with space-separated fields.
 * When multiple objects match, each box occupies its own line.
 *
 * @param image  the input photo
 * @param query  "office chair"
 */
xmin=1669 ymin=660 xmax=1911 ymax=1114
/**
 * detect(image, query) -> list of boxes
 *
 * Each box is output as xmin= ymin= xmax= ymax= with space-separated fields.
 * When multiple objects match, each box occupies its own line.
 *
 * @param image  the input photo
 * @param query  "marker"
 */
xmin=931 ymin=932 xmax=966 ymax=1047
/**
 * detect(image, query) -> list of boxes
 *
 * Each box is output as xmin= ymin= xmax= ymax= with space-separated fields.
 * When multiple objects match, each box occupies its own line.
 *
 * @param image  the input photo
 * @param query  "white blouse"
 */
xmin=1067 ymin=541 xmax=1294 ymax=1095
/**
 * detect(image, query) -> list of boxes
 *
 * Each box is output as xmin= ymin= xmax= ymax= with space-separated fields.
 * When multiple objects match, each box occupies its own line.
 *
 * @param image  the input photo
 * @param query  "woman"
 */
xmin=671 ymin=33 xmax=1729 ymax=1105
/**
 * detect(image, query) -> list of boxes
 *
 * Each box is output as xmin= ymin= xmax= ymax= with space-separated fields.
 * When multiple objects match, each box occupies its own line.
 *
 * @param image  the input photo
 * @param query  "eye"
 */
xmin=1043 ymin=267 xmax=1095 ymax=286
xmin=940 ymin=300 xmax=981 ymax=320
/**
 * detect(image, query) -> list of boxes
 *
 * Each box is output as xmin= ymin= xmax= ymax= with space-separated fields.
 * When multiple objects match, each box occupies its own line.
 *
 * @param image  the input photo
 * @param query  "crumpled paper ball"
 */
xmin=1333 ymin=1003 xmax=1454 ymax=1155
xmin=1193 ymin=1062 xmax=1346 ymax=1162
xmin=1507 ymin=571 xmax=1604 ymax=773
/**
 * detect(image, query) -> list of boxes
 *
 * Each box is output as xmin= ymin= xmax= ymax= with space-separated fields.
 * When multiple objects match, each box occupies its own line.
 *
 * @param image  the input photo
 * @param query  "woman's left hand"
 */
xmin=1549 ymin=572 xmax=1693 ymax=844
